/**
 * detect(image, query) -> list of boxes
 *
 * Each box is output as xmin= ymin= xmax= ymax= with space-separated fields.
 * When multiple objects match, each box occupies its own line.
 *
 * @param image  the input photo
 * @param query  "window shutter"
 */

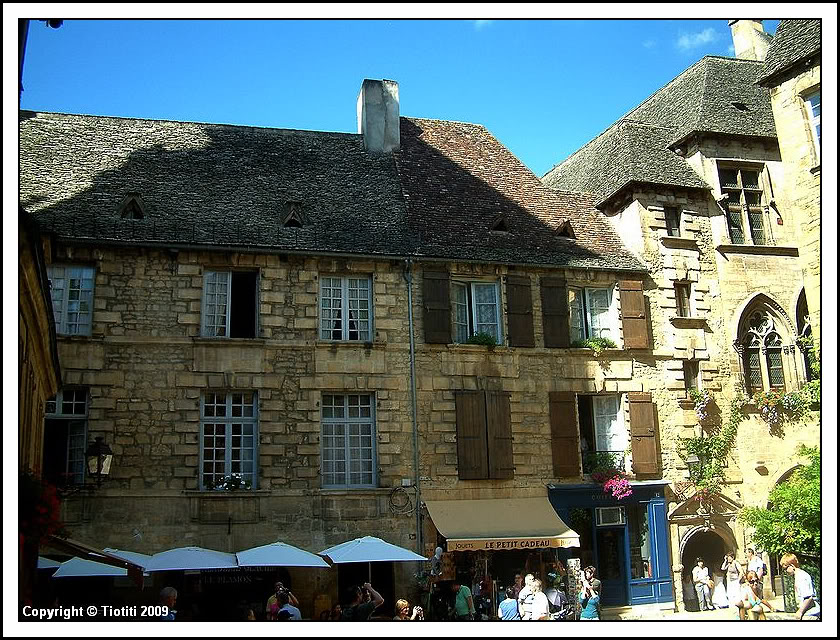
xmin=506 ymin=276 xmax=535 ymax=347
xmin=455 ymin=391 xmax=489 ymax=480
xmin=541 ymin=277 xmax=570 ymax=348
xmin=549 ymin=391 xmax=580 ymax=477
xmin=628 ymin=392 xmax=660 ymax=476
xmin=423 ymin=270 xmax=452 ymax=344
xmin=619 ymin=280 xmax=649 ymax=349
xmin=486 ymin=391 xmax=514 ymax=479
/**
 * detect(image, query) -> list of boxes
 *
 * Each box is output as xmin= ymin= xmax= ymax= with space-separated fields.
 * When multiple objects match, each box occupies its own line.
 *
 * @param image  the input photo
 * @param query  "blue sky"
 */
xmin=16 ymin=17 xmax=787 ymax=177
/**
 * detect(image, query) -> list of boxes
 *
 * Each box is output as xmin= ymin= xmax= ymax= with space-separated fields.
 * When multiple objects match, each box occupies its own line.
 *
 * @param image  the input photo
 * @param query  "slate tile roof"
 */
xmin=542 ymin=56 xmax=777 ymax=206
xmin=757 ymin=19 xmax=821 ymax=86
xmin=19 ymin=110 xmax=645 ymax=273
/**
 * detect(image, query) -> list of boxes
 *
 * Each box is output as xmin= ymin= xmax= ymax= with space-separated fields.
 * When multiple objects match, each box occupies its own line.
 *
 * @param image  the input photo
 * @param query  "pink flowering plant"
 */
xmin=589 ymin=452 xmax=632 ymax=500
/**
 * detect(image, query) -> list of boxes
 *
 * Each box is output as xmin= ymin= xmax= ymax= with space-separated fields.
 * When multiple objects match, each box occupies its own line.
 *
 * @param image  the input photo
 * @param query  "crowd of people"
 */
xmin=691 ymin=550 xmax=819 ymax=621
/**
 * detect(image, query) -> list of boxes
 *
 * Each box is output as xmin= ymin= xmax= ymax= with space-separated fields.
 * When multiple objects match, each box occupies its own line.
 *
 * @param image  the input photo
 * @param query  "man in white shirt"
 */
xmin=691 ymin=557 xmax=711 ymax=611
xmin=746 ymin=548 xmax=765 ymax=597
xmin=517 ymin=573 xmax=535 ymax=619
xmin=781 ymin=553 xmax=820 ymax=620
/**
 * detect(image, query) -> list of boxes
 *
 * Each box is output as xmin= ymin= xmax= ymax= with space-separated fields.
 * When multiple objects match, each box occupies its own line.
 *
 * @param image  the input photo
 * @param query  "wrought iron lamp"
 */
xmin=686 ymin=454 xmax=702 ymax=481
xmin=85 ymin=436 xmax=113 ymax=487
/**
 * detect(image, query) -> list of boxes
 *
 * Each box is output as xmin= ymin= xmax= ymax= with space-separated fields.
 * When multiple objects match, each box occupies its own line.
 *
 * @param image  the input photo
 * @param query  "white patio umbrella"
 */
xmin=319 ymin=536 xmax=427 ymax=581
xmin=37 ymin=556 xmax=62 ymax=570
xmin=236 ymin=541 xmax=329 ymax=568
xmin=103 ymin=548 xmax=153 ymax=569
xmin=145 ymin=546 xmax=238 ymax=572
xmin=52 ymin=556 xmax=127 ymax=578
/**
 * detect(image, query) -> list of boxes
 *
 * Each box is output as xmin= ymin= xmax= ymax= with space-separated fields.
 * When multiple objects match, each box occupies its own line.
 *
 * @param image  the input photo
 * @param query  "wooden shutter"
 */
xmin=549 ymin=391 xmax=580 ymax=477
xmin=505 ymin=276 xmax=535 ymax=347
xmin=486 ymin=392 xmax=514 ymax=479
xmin=423 ymin=270 xmax=451 ymax=344
xmin=541 ymin=277 xmax=570 ymax=348
xmin=628 ymin=392 xmax=660 ymax=476
xmin=619 ymin=279 xmax=650 ymax=349
xmin=455 ymin=391 xmax=489 ymax=480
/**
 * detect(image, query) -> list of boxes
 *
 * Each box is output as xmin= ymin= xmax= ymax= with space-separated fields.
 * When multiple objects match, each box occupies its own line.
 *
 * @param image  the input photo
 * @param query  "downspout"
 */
xmin=403 ymin=258 xmax=422 ymax=554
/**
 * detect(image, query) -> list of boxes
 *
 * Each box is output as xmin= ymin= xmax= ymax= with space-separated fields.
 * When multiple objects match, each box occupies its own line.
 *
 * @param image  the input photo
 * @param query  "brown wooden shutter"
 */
xmin=455 ymin=391 xmax=489 ymax=479
xmin=541 ymin=277 xmax=570 ymax=348
xmin=486 ymin=391 xmax=514 ymax=479
xmin=423 ymin=270 xmax=451 ymax=344
xmin=628 ymin=392 xmax=661 ymax=476
xmin=549 ymin=391 xmax=580 ymax=477
xmin=619 ymin=279 xmax=649 ymax=349
xmin=505 ymin=276 xmax=535 ymax=347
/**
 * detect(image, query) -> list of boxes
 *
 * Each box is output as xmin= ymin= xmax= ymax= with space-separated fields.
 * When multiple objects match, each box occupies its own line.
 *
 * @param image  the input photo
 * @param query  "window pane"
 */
xmin=745 ymin=349 xmax=762 ymax=393
xmin=473 ymin=283 xmax=499 ymax=340
xmin=628 ymin=504 xmax=652 ymax=579
xmin=569 ymin=288 xmax=584 ymax=343
xmin=453 ymin=283 xmax=468 ymax=343
xmin=675 ymin=284 xmax=691 ymax=317
xmin=593 ymin=395 xmax=625 ymax=454
xmin=767 ymin=348 xmax=785 ymax=388
xmin=321 ymin=393 xmax=374 ymax=487
xmin=748 ymin=207 xmax=765 ymax=245
xmin=665 ymin=207 xmax=681 ymax=237
xmin=741 ymin=170 xmax=760 ymax=190
xmin=586 ymin=288 xmax=612 ymax=339
xmin=719 ymin=169 xmax=739 ymax=189
xmin=320 ymin=277 xmax=343 ymax=340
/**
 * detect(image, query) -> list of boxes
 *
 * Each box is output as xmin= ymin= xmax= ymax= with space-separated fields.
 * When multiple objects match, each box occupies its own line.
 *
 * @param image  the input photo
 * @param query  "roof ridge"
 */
xmin=402 ymin=115 xmax=485 ymax=129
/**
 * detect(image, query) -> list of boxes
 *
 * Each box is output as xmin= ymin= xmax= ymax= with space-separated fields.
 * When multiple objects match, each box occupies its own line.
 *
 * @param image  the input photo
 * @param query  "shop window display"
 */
xmin=628 ymin=503 xmax=652 ymax=579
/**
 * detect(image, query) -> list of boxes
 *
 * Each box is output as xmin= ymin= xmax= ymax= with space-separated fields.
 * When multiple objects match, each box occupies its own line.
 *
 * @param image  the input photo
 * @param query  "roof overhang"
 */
xmin=424 ymin=497 xmax=580 ymax=552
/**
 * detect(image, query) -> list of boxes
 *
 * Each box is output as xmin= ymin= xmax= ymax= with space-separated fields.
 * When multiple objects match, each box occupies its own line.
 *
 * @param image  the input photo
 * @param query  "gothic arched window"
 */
xmin=738 ymin=307 xmax=791 ymax=394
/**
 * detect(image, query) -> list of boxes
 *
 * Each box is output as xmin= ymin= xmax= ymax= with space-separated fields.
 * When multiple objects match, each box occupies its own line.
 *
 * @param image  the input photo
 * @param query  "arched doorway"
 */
xmin=679 ymin=526 xmax=736 ymax=611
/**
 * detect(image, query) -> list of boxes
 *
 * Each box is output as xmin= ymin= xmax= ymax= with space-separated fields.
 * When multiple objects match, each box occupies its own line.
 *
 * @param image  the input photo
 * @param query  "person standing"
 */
xmin=780 ymin=553 xmax=821 ymax=620
xmin=340 ymin=583 xmax=384 ymax=621
xmin=512 ymin=572 xmax=525 ymax=600
xmin=528 ymin=579 xmax=550 ymax=621
xmin=274 ymin=590 xmax=302 ymax=620
xmin=579 ymin=575 xmax=601 ymax=620
xmin=393 ymin=599 xmax=423 ymax=620
xmin=721 ymin=551 xmax=745 ymax=612
xmin=517 ymin=573 xmax=535 ymax=620
xmin=265 ymin=581 xmax=300 ymax=621
xmin=451 ymin=580 xmax=475 ymax=621
xmin=159 ymin=587 xmax=177 ymax=621
xmin=746 ymin=548 xmax=765 ymax=597
xmin=583 ymin=566 xmax=602 ymax=618
xmin=691 ymin=558 xmax=712 ymax=612
xmin=740 ymin=570 xmax=776 ymax=620
xmin=497 ymin=586 xmax=521 ymax=620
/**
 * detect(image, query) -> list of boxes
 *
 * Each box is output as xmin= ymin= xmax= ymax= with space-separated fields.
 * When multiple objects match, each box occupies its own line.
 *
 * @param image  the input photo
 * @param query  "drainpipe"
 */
xmin=403 ymin=259 xmax=422 ymax=553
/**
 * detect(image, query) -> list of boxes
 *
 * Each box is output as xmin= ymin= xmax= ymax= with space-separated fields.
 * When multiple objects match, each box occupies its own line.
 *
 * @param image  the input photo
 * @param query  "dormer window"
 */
xmin=556 ymin=220 xmax=575 ymax=238
xmin=118 ymin=193 xmax=146 ymax=219
xmin=282 ymin=201 xmax=305 ymax=228
xmin=490 ymin=215 xmax=509 ymax=234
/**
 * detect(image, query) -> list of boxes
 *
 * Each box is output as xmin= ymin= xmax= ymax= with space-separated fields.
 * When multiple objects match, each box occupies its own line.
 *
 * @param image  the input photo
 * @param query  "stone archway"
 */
xmin=678 ymin=525 xmax=738 ymax=611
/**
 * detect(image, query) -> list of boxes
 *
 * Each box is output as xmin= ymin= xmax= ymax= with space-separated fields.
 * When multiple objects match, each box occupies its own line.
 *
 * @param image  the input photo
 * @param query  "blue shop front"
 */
xmin=548 ymin=481 xmax=673 ymax=607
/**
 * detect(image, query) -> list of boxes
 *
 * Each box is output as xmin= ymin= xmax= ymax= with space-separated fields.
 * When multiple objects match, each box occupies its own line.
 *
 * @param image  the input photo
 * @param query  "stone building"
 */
xmin=543 ymin=19 xmax=820 ymax=611
xmin=757 ymin=19 xmax=821 ymax=350
xmin=20 ymin=79 xmax=680 ymax=617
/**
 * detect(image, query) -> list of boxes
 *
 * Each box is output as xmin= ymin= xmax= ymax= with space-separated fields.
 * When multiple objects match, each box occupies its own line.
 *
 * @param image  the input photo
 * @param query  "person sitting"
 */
xmin=497 ymin=586 xmax=521 ymax=620
xmin=393 ymin=598 xmax=423 ymax=620
xmin=740 ymin=570 xmax=775 ymax=620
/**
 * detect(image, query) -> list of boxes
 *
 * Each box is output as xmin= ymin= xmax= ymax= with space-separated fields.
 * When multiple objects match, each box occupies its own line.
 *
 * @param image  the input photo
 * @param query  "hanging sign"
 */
xmin=447 ymin=537 xmax=573 ymax=552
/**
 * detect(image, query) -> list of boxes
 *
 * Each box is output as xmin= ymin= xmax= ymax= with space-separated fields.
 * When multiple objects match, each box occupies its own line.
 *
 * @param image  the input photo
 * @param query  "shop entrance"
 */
xmin=595 ymin=527 xmax=627 ymax=606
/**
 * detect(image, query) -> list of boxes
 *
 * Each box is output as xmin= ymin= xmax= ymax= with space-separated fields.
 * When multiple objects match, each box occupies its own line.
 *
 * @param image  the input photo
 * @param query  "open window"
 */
xmin=44 ymin=389 xmax=88 ymax=488
xmin=201 ymin=270 xmax=259 ymax=338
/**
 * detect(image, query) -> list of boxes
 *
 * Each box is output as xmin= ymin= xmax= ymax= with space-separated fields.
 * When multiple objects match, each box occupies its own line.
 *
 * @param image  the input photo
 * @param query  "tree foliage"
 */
xmin=738 ymin=445 xmax=821 ymax=556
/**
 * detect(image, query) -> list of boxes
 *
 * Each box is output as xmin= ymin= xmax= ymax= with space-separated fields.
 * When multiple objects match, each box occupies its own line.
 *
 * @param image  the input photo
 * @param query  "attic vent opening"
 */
xmin=731 ymin=102 xmax=750 ymax=112
xmin=490 ymin=215 xmax=509 ymax=233
xmin=282 ymin=201 xmax=305 ymax=228
xmin=556 ymin=220 xmax=575 ymax=239
xmin=118 ymin=193 xmax=146 ymax=219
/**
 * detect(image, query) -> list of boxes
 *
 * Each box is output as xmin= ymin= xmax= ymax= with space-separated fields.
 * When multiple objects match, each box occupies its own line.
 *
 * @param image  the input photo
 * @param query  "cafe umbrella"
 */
xmin=236 ymin=541 xmax=330 ymax=568
xmin=144 ymin=546 xmax=238 ymax=572
xmin=319 ymin=536 xmax=427 ymax=582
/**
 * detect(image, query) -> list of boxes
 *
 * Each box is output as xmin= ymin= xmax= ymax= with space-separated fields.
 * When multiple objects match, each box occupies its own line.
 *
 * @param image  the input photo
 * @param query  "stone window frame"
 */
xmin=735 ymin=301 xmax=799 ymax=395
xmin=674 ymin=282 xmax=692 ymax=318
xmin=320 ymin=392 xmax=377 ymax=489
xmin=716 ymin=162 xmax=773 ymax=247
xmin=451 ymin=277 xmax=503 ymax=344
xmin=682 ymin=360 xmax=700 ymax=392
xmin=200 ymin=269 xmax=260 ymax=338
xmin=664 ymin=205 xmax=682 ymax=237
xmin=801 ymin=86 xmax=821 ymax=164
xmin=44 ymin=388 xmax=89 ymax=486
xmin=568 ymin=284 xmax=621 ymax=345
xmin=199 ymin=390 xmax=259 ymax=491
xmin=318 ymin=274 xmax=374 ymax=342
xmin=47 ymin=264 xmax=95 ymax=336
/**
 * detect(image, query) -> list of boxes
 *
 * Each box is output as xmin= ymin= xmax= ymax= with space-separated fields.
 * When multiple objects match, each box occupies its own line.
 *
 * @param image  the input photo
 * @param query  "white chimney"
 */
xmin=729 ymin=20 xmax=771 ymax=61
xmin=357 ymin=79 xmax=400 ymax=153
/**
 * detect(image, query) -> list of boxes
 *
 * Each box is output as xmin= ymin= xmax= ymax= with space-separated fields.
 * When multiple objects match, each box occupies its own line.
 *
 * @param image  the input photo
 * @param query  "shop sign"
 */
xmin=447 ymin=537 xmax=568 ymax=551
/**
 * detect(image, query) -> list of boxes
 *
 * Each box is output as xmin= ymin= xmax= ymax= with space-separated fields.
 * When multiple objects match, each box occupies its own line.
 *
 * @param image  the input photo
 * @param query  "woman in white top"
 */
xmin=526 ymin=578 xmax=550 ymax=621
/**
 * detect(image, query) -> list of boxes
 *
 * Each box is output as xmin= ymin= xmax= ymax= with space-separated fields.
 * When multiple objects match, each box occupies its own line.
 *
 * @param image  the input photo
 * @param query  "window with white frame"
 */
xmin=803 ymin=88 xmax=820 ymax=158
xmin=718 ymin=166 xmax=768 ymax=245
xmin=201 ymin=391 xmax=258 ymax=490
xmin=201 ymin=270 xmax=259 ymax=338
xmin=452 ymin=279 xmax=502 ymax=344
xmin=578 ymin=394 xmax=628 ymax=474
xmin=569 ymin=286 xmax=617 ymax=343
xmin=320 ymin=276 xmax=372 ymax=341
xmin=47 ymin=265 xmax=95 ymax=336
xmin=321 ymin=393 xmax=376 ymax=488
xmin=44 ymin=388 xmax=88 ymax=486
